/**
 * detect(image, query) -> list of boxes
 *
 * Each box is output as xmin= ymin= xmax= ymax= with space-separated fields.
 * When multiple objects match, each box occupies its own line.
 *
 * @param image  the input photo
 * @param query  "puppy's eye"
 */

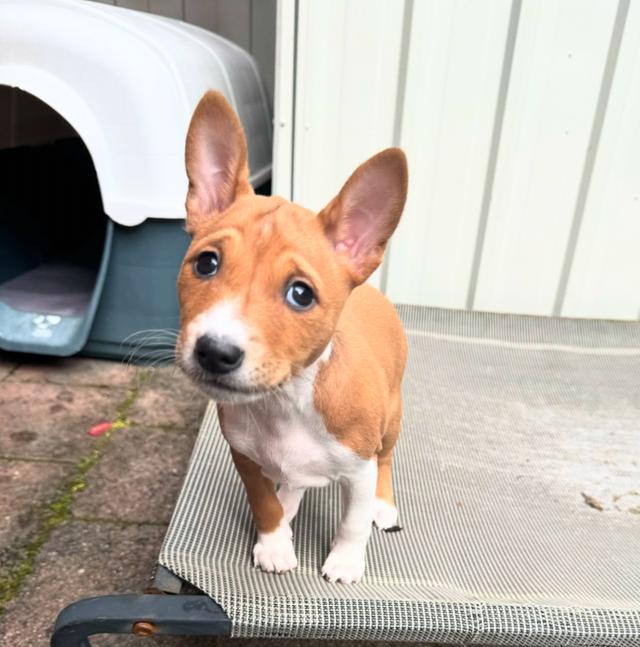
xmin=285 ymin=281 xmax=315 ymax=311
xmin=193 ymin=251 xmax=220 ymax=277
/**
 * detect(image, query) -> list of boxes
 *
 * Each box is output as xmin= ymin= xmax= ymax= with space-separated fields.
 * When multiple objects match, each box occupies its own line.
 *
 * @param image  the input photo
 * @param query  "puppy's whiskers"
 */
xmin=122 ymin=328 xmax=179 ymax=366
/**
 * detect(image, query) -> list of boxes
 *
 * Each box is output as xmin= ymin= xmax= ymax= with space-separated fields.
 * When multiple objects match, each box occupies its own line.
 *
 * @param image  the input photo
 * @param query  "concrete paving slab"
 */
xmin=128 ymin=366 xmax=207 ymax=432
xmin=0 ymin=381 xmax=127 ymax=462
xmin=72 ymin=426 xmax=196 ymax=524
xmin=0 ymin=357 xmax=17 ymax=382
xmin=0 ymin=460 xmax=72 ymax=580
xmin=0 ymin=520 xmax=165 ymax=646
xmin=7 ymin=357 xmax=137 ymax=388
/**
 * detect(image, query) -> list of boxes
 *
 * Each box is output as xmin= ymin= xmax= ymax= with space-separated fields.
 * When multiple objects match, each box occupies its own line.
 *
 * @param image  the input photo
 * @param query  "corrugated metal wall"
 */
xmin=278 ymin=0 xmax=640 ymax=320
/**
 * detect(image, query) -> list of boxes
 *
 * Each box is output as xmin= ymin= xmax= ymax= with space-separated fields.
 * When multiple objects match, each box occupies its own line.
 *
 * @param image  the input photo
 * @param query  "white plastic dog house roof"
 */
xmin=0 ymin=0 xmax=272 ymax=226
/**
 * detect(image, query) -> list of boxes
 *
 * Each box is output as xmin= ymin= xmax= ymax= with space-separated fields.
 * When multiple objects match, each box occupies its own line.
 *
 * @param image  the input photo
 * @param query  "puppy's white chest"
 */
xmin=222 ymin=400 xmax=357 ymax=488
xmin=221 ymin=351 xmax=363 ymax=488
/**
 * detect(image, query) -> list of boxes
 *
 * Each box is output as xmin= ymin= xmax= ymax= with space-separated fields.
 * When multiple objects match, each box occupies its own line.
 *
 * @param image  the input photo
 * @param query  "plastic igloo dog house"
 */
xmin=0 ymin=0 xmax=272 ymax=358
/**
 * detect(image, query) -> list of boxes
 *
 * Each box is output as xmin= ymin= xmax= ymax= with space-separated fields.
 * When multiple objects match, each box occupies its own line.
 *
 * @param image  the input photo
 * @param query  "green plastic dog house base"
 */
xmin=0 ymin=136 xmax=113 ymax=357
xmin=0 ymin=224 xmax=113 ymax=357
xmin=82 ymin=219 xmax=191 ymax=361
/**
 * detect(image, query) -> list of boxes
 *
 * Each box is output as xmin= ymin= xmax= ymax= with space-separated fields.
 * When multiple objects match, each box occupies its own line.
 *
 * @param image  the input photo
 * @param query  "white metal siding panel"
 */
xmin=272 ymin=0 xmax=296 ymax=199
xmin=562 ymin=2 xmax=640 ymax=320
xmin=293 ymin=0 xmax=404 ymax=288
xmin=279 ymin=0 xmax=640 ymax=320
xmin=385 ymin=0 xmax=512 ymax=307
xmin=292 ymin=0 xmax=404 ymax=210
xmin=473 ymin=0 xmax=618 ymax=316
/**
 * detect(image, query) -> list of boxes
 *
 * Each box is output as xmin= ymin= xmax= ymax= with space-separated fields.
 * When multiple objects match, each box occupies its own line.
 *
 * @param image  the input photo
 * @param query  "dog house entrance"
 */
xmin=0 ymin=88 xmax=112 ymax=356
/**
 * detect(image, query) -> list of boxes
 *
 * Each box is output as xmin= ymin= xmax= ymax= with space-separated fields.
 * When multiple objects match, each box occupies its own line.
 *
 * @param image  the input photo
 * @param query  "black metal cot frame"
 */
xmin=50 ymin=566 xmax=231 ymax=646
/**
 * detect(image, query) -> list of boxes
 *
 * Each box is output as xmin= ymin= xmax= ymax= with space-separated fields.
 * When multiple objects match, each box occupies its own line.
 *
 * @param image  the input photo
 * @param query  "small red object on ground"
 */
xmin=88 ymin=421 xmax=113 ymax=437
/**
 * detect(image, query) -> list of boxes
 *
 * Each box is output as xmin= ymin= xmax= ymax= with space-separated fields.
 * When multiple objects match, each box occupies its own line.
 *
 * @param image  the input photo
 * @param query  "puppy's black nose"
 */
xmin=195 ymin=336 xmax=244 ymax=374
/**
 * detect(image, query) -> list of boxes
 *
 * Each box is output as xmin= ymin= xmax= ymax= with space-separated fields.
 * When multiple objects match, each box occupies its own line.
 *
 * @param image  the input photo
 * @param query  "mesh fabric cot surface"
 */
xmin=160 ymin=306 xmax=640 ymax=644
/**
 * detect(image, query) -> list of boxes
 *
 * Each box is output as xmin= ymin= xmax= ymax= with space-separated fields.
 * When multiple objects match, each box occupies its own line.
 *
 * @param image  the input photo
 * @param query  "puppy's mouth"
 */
xmin=199 ymin=374 xmax=267 ymax=395
xmin=178 ymin=357 xmax=287 ymax=402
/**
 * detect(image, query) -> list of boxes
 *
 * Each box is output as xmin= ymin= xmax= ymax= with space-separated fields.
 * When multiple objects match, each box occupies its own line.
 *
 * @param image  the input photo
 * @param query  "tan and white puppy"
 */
xmin=177 ymin=91 xmax=408 ymax=584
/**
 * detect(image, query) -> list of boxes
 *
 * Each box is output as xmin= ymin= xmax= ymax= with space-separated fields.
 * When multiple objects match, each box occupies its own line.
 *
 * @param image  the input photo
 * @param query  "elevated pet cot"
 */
xmin=0 ymin=0 xmax=272 ymax=359
xmin=51 ymin=306 xmax=640 ymax=646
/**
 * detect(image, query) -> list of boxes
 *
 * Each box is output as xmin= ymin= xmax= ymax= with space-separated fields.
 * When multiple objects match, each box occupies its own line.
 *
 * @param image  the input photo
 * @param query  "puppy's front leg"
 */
xmin=322 ymin=459 xmax=377 ymax=584
xmin=230 ymin=448 xmax=298 ymax=573
xmin=277 ymin=484 xmax=306 ymax=524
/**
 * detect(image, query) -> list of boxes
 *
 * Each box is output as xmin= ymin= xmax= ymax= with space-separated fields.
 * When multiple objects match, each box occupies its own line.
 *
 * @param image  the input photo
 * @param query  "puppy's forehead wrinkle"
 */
xmin=257 ymin=203 xmax=283 ymax=220
xmin=196 ymin=202 xmax=313 ymax=253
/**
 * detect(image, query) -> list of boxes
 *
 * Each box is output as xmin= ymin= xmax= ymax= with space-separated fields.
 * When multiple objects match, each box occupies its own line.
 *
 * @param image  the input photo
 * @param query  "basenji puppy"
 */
xmin=177 ymin=91 xmax=408 ymax=584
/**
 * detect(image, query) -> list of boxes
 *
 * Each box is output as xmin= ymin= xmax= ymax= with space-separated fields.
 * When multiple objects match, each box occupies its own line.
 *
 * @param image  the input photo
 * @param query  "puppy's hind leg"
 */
xmin=374 ymin=398 xmax=402 ymax=531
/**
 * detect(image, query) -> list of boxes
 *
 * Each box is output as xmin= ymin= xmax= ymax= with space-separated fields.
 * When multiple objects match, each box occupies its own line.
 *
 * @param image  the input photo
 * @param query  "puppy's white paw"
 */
xmin=373 ymin=498 xmax=399 ymax=530
xmin=253 ymin=524 xmax=297 ymax=574
xmin=321 ymin=541 xmax=366 ymax=584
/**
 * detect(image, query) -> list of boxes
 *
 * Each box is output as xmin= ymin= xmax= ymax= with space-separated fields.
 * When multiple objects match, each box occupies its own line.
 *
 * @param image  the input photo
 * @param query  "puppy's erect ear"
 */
xmin=318 ymin=148 xmax=408 ymax=285
xmin=185 ymin=91 xmax=253 ymax=231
